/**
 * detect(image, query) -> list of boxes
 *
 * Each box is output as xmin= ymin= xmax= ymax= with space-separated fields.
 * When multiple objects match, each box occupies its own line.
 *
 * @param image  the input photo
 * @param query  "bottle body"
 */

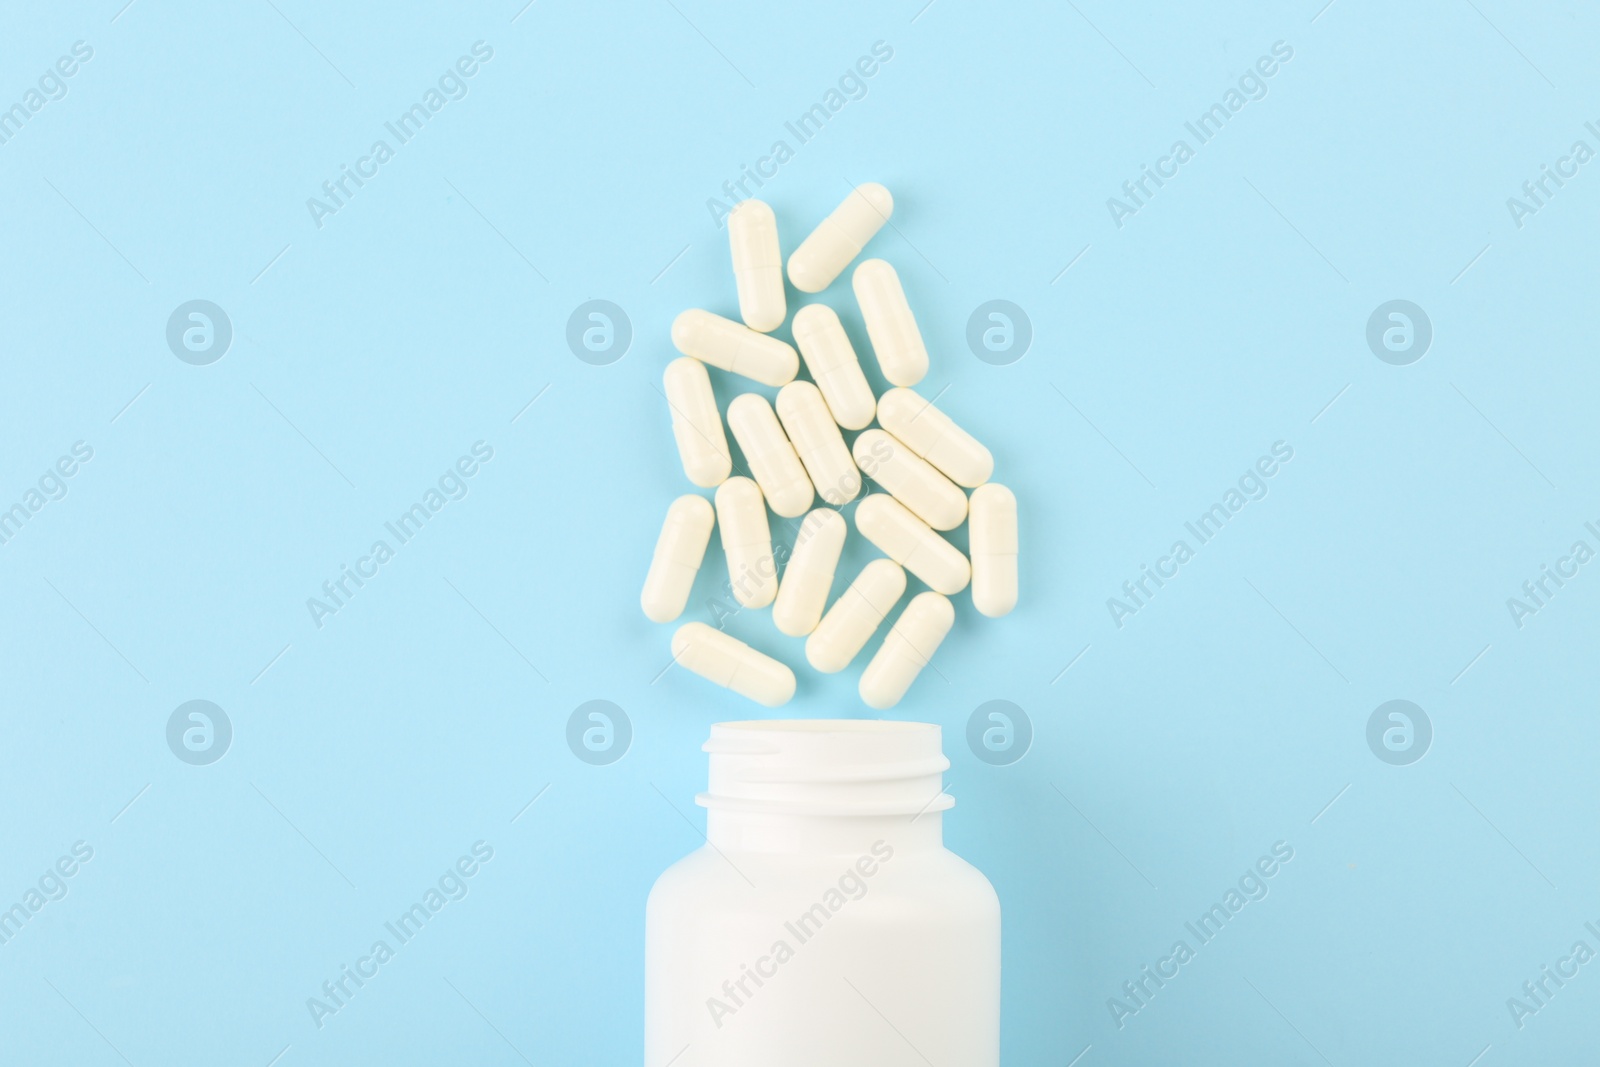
xmin=644 ymin=721 xmax=1000 ymax=1066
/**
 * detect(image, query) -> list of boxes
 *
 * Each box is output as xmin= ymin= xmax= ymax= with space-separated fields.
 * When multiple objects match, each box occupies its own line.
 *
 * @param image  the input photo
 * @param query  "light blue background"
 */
xmin=1 ymin=1 xmax=1597 ymax=1064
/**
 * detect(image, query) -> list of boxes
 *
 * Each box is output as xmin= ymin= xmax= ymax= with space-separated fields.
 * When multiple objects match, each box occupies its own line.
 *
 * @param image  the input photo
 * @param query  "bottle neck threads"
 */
xmin=698 ymin=720 xmax=952 ymax=852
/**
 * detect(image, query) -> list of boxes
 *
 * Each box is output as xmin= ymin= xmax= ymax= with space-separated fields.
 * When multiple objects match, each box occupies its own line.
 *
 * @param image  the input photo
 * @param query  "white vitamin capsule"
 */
xmin=787 ymin=183 xmax=894 ymax=293
xmin=790 ymin=304 xmax=875 ymax=430
xmin=805 ymin=558 xmax=907 ymax=673
xmin=772 ymin=509 xmax=847 ymax=637
xmin=775 ymin=381 xmax=861 ymax=505
xmin=852 ymin=429 xmax=967 ymax=531
xmin=728 ymin=200 xmax=785 ymax=332
xmin=714 ymin=477 xmax=777 ymax=608
xmin=672 ymin=309 xmax=798 ymax=387
xmin=663 ymin=357 xmax=732 ymax=488
xmin=859 ymin=592 xmax=955 ymax=709
xmin=640 ymin=495 xmax=715 ymax=623
xmin=671 ymin=622 xmax=795 ymax=707
xmin=876 ymin=388 xmax=995 ymax=488
xmin=854 ymin=494 xmax=970 ymax=595
xmin=969 ymin=483 xmax=1018 ymax=618
xmin=852 ymin=259 xmax=928 ymax=386
xmin=727 ymin=394 xmax=813 ymax=518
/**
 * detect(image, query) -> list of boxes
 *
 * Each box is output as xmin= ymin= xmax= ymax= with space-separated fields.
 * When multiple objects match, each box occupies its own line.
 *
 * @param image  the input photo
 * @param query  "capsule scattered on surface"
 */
xmin=791 ymin=304 xmax=875 ymax=430
xmin=775 ymin=381 xmax=861 ymax=505
xmin=805 ymin=558 xmax=907 ymax=673
xmin=969 ymin=483 xmax=1018 ymax=618
xmin=727 ymin=394 xmax=813 ymax=518
xmin=640 ymin=494 xmax=716 ymax=623
xmin=773 ymin=509 xmax=847 ymax=637
xmin=715 ymin=477 xmax=778 ymax=608
xmin=876 ymin=388 xmax=994 ymax=488
xmin=852 ymin=429 xmax=967 ymax=531
xmin=663 ymin=357 xmax=732 ymax=488
xmin=728 ymin=199 xmax=785 ymax=332
xmin=672 ymin=309 xmax=798 ymax=387
xmin=787 ymin=183 xmax=893 ymax=293
xmin=852 ymin=259 xmax=928 ymax=386
xmin=859 ymin=592 xmax=955 ymax=709
xmin=672 ymin=622 xmax=795 ymax=707
xmin=854 ymin=494 xmax=970 ymax=595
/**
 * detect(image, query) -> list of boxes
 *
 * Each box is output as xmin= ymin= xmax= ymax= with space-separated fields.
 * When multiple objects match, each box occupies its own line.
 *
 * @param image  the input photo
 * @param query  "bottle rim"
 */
xmin=697 ymin=719 xmax=953 ymax=816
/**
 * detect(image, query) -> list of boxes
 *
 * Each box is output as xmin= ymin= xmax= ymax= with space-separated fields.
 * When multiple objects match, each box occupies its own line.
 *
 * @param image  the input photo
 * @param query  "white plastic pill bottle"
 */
xmin=645 ymin=719 xmax=1000 ymax=1066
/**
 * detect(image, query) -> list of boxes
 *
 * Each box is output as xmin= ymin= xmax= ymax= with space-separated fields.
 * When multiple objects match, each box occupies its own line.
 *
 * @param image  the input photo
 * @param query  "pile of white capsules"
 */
xmin=640 ymin=183 xmax=1018 ymax=710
